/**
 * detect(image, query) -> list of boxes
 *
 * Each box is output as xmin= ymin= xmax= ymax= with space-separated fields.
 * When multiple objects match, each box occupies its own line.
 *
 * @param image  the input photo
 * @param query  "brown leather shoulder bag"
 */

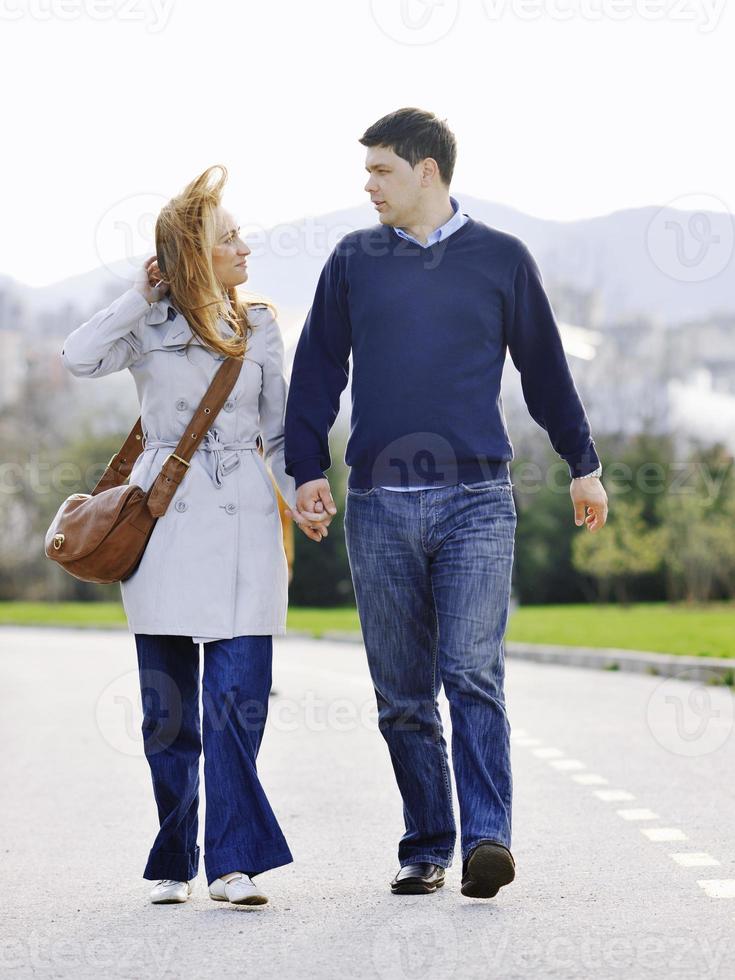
xmin=44 ymin=355 xmax=243 ymax=584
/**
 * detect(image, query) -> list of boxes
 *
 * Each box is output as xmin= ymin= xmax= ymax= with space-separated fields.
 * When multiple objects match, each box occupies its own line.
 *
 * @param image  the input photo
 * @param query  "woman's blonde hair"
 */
xmin=154 ymin=164 xmax=273 ymax=359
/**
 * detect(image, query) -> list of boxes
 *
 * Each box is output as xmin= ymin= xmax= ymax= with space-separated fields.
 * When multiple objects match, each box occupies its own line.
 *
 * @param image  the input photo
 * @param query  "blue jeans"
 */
xmin=134 ymin=633 xmax=293 ymax=885
xmin=343 ymin=475 xmax=516 ymax=868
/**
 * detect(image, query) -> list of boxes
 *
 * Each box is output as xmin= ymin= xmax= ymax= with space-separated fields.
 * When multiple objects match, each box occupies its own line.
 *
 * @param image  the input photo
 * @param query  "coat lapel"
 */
xmin=144 ymin=296 xmax=235 ymax=349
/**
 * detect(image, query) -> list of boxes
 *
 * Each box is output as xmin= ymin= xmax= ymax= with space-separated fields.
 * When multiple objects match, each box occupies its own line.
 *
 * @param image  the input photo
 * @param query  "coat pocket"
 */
xmin=251 ymin=453 xmax=277 ymax=515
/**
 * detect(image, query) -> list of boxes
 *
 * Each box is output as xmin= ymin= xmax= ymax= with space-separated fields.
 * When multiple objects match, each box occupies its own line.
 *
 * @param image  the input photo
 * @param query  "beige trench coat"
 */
xmin=61 ymin=287 xmax=297 ymax=642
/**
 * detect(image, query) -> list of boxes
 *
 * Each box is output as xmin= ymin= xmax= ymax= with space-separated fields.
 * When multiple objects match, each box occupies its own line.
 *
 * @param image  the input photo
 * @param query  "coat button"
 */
xmin=225 ymin=502 xmax=237 ymax=514
xmin=175 ymin=349 xmax=186 ymax=357
xmin=175 ymin=499 xmax=188 ymax=512
xmin=223 ymin=398 xmax=235 ymax=412
xmin=175 ymin=398 xmax=188 ymax=411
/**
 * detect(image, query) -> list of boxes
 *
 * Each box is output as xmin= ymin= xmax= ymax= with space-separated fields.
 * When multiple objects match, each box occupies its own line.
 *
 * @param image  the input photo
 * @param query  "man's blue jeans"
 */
xmin=134 ymin=633 xmax=293 ymax=886
xmin=343 ymin=475 xmax=516 ymax=869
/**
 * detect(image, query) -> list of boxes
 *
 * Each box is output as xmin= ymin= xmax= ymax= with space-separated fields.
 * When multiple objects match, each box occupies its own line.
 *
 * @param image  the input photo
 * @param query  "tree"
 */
xmin=571 ymin=498 xmax=666 ymax=604
xmin=658 ymin=493 xmax=735 ymax=602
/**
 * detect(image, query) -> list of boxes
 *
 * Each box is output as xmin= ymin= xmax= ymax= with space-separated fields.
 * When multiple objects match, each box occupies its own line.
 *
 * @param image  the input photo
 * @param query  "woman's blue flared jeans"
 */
xmin=134 ymin=633 xmax=292 ymax=886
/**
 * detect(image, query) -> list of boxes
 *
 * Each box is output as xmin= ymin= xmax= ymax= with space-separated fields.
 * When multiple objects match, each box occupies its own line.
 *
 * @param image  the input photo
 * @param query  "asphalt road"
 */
xmin=1 ymin=626 xmax=734 ymax=979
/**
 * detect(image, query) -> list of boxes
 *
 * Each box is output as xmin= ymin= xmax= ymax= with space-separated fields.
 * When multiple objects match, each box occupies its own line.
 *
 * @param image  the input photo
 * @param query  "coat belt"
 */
xmin=144 ymin=430 xmax=260 ymax=488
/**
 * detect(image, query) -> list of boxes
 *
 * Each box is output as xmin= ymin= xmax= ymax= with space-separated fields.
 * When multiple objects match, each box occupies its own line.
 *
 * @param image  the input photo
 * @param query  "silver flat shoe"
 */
xmin=208 ymin=872 xmax=268 ymax=906
xmin=150 ymin=879 xmax=193 ymax=904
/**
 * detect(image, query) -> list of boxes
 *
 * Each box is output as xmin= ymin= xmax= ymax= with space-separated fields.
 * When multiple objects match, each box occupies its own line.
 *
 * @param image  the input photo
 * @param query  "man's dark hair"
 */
xmin=359 ymin=108 xmax=457 ymax=186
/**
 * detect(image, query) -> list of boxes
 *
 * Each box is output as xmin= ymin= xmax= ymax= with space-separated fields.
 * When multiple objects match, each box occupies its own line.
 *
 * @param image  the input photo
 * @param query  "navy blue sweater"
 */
xmin=284 ymin=216 xmax=600 ymax=490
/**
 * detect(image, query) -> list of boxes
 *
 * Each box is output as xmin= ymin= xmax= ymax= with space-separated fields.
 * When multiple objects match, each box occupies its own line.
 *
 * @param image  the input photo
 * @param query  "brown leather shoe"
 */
xmin=461 ymin=842 xmax=515 ymax=898
xmin=390 ymin=862 xmax=446 ymax=895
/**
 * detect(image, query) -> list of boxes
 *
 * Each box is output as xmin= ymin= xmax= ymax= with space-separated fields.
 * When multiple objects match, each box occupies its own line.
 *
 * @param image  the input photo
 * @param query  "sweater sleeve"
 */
xmin=257 ymin=308 xmax=298 ymax=511
xmin=61 ymin=288 xmax=149 ymax=378
xmin=504 ymin=243 xmax=600 ymax=479
xmin=284 ymin=246 xmax=352 ymax=489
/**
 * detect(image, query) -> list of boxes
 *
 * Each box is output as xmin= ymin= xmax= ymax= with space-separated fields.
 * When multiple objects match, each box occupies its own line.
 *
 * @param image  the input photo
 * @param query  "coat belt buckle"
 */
xmin=220 ymin=453 xmax=240 ymax=476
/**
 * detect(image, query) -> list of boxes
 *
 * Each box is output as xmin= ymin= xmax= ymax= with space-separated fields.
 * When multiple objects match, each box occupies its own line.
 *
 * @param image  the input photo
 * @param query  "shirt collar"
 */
xmin=393 ymin=196 xmax=465 ymax=247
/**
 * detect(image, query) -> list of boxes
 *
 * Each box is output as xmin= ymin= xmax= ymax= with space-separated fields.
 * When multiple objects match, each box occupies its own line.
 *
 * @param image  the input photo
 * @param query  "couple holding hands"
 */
xmin=61 ymin=107 xmax=607 ymax=907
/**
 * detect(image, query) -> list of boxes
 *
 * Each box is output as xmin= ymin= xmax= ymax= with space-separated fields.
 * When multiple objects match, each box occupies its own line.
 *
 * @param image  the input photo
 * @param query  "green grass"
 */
xmin=0 ymin=601 xmax=128 ymax=629
xmin=0 ymin=601 xmax=733 ymax=659
xmin=286 ymin=606 xmax=362 ymax=637
xmin=0 ymin=601 xmax=363 ymax=637
xmin=505 ymin=602 xmax=735 ymax=659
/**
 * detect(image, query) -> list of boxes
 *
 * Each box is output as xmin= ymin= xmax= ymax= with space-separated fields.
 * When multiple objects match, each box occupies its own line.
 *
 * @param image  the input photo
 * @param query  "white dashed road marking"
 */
xmin=549 ymin=759 xmax=586 ymax=771
xmin=696 ymin=880 xmax=735 ymax=898
xmin=514 ymin=730 xmax=734 ymax=905
xmin=532 ymin=747 xmax=564 ymax=759
xmin=594 ymin=789 xmax=636 ymax=802
xmin=572 ymin=773 xmax=608 ymax=785
xmin=641 ymin=828 xmax=688 ymax=842
xmin=670 ymin=853 xmax=721 ymax=868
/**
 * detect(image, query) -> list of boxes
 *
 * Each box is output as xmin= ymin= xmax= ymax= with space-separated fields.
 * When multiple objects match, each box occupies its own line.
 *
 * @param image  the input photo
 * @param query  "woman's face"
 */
xmin=212 ymin=206 xmax=251 ymax=289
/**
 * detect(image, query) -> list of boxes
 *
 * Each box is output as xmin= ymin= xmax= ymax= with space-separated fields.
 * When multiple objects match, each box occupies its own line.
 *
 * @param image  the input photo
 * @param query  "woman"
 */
xmin=61 ymin=165 xmax=327 ymax=906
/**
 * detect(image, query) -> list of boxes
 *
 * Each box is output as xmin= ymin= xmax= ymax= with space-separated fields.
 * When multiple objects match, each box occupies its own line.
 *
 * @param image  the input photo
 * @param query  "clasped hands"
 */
xmin=284 ymin=478 xmax=337 ymax=543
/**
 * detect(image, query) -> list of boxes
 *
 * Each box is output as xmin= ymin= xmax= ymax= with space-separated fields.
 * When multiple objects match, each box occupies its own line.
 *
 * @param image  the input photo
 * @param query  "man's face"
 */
xmin=363 ymin=145 xmax=422 ymax=227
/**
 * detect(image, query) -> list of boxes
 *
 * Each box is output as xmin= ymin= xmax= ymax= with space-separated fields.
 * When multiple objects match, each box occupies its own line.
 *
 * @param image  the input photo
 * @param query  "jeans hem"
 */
xmin=143 ymin=845 xmax=200 ymax=882
xmin=399 ymin=852 xmax=453 ymax=870
xmin=205 ymin=844 xmax=294 ymax=886
xmin=462 ymin=836 xmax=512 ymax=862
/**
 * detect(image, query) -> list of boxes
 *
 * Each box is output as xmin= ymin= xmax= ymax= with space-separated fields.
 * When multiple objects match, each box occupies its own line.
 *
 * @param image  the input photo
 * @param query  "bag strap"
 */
xmin=92 ymin=355 xmax=244 ymax=518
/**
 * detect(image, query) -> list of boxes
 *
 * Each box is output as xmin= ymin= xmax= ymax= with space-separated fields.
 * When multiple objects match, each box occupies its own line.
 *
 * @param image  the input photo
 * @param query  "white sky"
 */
xmin=2 ymin=0 xmax=732 ymax=285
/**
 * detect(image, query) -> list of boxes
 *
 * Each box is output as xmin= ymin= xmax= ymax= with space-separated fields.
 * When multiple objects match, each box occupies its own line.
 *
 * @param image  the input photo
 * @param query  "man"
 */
xmin=284 ymin=108 xmax=608 ymax=899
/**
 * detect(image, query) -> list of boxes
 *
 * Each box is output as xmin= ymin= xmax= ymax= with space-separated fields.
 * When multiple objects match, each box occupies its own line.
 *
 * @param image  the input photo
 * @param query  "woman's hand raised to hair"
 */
xmin=135 ymin=255 xmax=170 ymax=304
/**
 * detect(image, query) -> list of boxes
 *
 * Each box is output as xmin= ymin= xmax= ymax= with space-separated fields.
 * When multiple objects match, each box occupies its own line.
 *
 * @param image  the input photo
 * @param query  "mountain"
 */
xmin=7 ymin=196 xmax=735 ymax=337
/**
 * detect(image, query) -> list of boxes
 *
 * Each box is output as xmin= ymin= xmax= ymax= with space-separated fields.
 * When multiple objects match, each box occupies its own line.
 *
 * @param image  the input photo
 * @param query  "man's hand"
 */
xmin=295 ymin=478 xmax=337 ymax=521
xmin=570 ymin=476 xmax=608 ymax=533
xmin=284 ymin=478 xmax=338 ymax=544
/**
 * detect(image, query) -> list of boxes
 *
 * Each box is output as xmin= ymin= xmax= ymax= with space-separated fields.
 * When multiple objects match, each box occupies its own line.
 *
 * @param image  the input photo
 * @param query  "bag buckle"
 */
xmin=165 ymin=453 xmax=190 ymax=468
xmin=53 ymin=533 xmax=65 ymax=550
